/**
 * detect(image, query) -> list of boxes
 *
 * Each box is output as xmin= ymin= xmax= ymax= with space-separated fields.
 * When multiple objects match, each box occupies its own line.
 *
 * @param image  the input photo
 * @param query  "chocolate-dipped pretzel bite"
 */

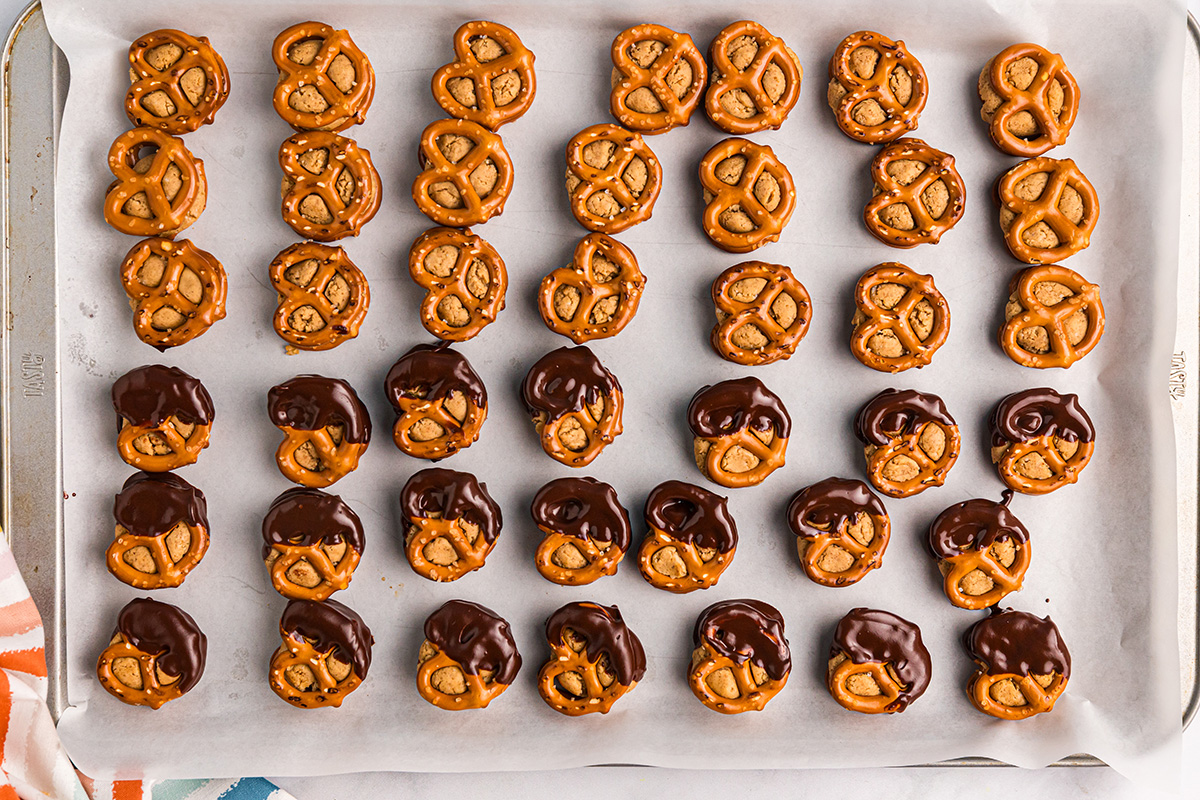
xmin=119 ymin=237 xmax=228 ymax=350
xmin=112 ymin=364 xmax=214 ymax=471
xmin=262 ymin=488 xmax=364 ymax=601
xmin=854 ymin=388 xmax=960 ymax=498
xmin=850 ymin=262 xmax=949 ymax=373
xmin=564 ymin=124 xmax=663 ymax=234
xmin=929 ymin=492 xmax=1030 ymax=610
xmin=107 ymin=472 xmax=209 ymax=590
xmin=271 ymin=21 xmax=375 ymax=132
xmin=96 ymin=598 xmax=206 ymax=709
xmin=638 ymin=480 xmax=738 ymax=593
xmin=521 ymin=346 xmax=624 ymax=467
xmin=269 ymin=241 xmax=370 ymax=351
xmin=412 ymin=118 xmax=514 ymax=227
xmin=688 ymin=599 xmax=791 ymax=714
xmin=408 ymin=227 xmax=507 ymax=342
xmin=267 ymin=375 xmax=371 ymax=488
xmin=710 ymin=261 xmax=812 ymax=366
xmin=104 ymin=127 xmax=207 ymax=238
xmin=996 ymin=157 xmax=1098 ymax=264
xmin=416 ymin=600 xmax=522 ymax=710
xmin=787 ymin=477 xmax=890 ymax=588
xmin=538 ymin=233 xmax=647 ymax=343
xmin=609 ymin=24 xmax=706 ymax=134
xmin=279 ymin=130 xmax=381 ymax=242
xmin=705 ymin=21 xmax=803 ymax=135
xmin=432 ymin=20 xmax=536 ymax=131
xmin=863 ymin=138 xmax=965 ymax=248
xmin=269 ymin=598 xmax=373 ymax=709
xmin=532 ymin=477 xmax=631 ymax=586
xmin=989 ymin=388 xmax=1094 ymax=495
xmin=125 ymin=29 xmax=231 ymax=134
xmin=827 ymin=31 xmax=927 ymax=144
xmin=999 ymin=264 xmax=1104 ymax=369
xmin=537 ymin=602 xmax=646 ymax=715
xmin=827 ymin=608 xmax=931 ymax=714
xmin=699 ymin=137 xmax=796 ymax=253
xmin=964 ymin=608 xmax=1070 ymax=719
xmin=399 ymin=468 xmax=503 ymax=582
xmin=385 ymin=343 xmax=487 ymax=460
xmin=688 ymin=377 xmax=791 ymax=488
xmin=978 ymin=43 xmax=1078 ymax=157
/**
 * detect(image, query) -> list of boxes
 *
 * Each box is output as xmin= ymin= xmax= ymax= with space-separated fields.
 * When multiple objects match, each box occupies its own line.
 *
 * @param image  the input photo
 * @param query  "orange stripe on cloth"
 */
xmin=0 ymin=670 xmax=10 ymax=757
xmin=0 ymin=648 xmax=47 ymax=678
xmin=113 ymin=779 xmax=146 ymax=800
xmin=0 ymin=782 xmax=20 ymax=800
xmin=0 ymin=598 xmax=42 ymax=637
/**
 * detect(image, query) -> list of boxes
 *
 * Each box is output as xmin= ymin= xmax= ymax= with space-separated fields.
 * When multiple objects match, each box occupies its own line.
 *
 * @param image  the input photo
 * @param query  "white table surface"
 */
xmin=5 ymin=0 xmax=1197 ymax=795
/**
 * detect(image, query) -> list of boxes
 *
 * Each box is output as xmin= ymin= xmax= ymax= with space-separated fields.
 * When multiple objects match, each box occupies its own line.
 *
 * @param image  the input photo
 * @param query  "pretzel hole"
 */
xmin=447 ymin=77 xmax=478 ymax=109
xmin=422 ymin=245 xmax=459 ymax=278
xmin=553 ymin=541 xmax=592 ymax=569
xmin=288 ymin=305 xmax=327 ymax=334
xmin=989 ymin=674 xmax=1053 ymax=706
xmin=470 ymin=35 xmax=505 ymax=63
xmin=146 ymin=42 xmax=183 ymax=70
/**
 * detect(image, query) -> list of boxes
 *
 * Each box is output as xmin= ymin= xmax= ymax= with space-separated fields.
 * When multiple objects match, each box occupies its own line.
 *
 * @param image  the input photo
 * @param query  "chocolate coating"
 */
xmin=787 ymin=477 xmax=886 ymax=540
xmin=644 ymin=480 xmax=737 ymax=553
xmin=424 ymin=600 xmax=522 ymax=685
xmin=928 ymin=491 xmax=1029 ymax=560
xmin=114 ymin=471 xmax=208 ymax=539
xmin=545 ymin=601 xmax=646 ymax=686
xmin=112 ymin=364 xmax=214 ymax=428
xmin=989 ymin=387 xmax=1094 ymax=446
xmin=521 ymin=345 xmax=621 ymax=419
xmin=854 ymin=388 xmax=955 ymax=447
xmin=280 ymin=598 xmax=373 ymax=679
xmin=115 ymin=597 xmax=207 ymax=693
xmin=832 ymin=607 xmax=931 ymax=711
xmin=694 ymin=599 xmax=790 ymax=681
xmin=964 ymin=607 xmax=1071 ymax=679
xmin=400 ymin=468 xmax=502 ymax=544
xmin=267 ymin=375 xmax=371 ymax=444
xmin=531 ymin=477 xmax=631 ymax=551
xmin=687 ymin=376 xmax=792 ymax=439
xmin=385 ymin=342 xmax=487 ymax=410
xmin=261 ymin=487 xmax=365 ymax=561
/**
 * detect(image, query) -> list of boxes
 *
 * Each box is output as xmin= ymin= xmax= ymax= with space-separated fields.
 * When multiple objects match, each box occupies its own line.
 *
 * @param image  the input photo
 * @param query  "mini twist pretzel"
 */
xmin=827 ymin=657 xmax=907 ymax=714
xmin=965 ymin=609 xmax=1070 ymax=719
xmin=532 ymin=477 xmax=631 ymax=586
xmin=96 ymin=598 xmax=207 ymax=709
xmin=400 ymin=468 xmax=503 ymax=583
xmin=705 ymin=21 xmax=803 ymax=135
xmin=416 ymin=600 xmax=521 ymax=710
xmin=864 ymin=138 xmax=965 ymax=248
xmin=638 ymin=481 xmax=738 ymax=594
xmin=274 ymin=427 xmax=368 ymax=488
xmin=981 ymin=44 xmax=1079 ymax=157
xmin=942 ymin=542 xmax=1030 ymax=611
xmin=119 ymin=237 xmax=227 ymax=350
xmin=534 ymin=394 xmax=623 ymax=467
xmin=699 ymin=138 xmax=796 ymax=253
xmin=432 ymin=21 xmax=536 ymax=130
xmin=850 ymin=262 xmax=950 ymax=373
xmin=610 ymin=24 xmax=707 ymax=134
xmin=417 ymin=648 xmax=508 ymax=710
xmin=537 ymin=602 xmax=645 ymax=716
xmin=107 ymin=524 xmax=208 ymax=591
xmin=638 ymin=528 xmax=735 ymax=592
xmin=405 ymin=518 xmax=489 ymax=582
xmin=688 ymin=599 xmax=790 ymax=714
xmin=999 ymin=264 xmax=1104 ymax=369
xmin=787 ymin=478 xmax=890 ymax=588
xmin=521 ymin=346 xmax=624 ymax=467
xmin=413 ymin=118 xmax=514 ymax=227
xmin=689 ymin=648 xmax=783 ymax=713
xmin=855 ymin=389 xmax=960 ymax=498
xmin=995 ymin=436 xmax=1094 ymax=495
xmin=104 ymin=127 xmax=206 ymax=237
xmin=827 ymin=608 xmax=931 ymax=714
xmin=538 ymin=233 xmax=646 ymax=343
xmin=390 ymin=393 xmax=486 ymax=460
xmin=107 ymin=471 xmax=209 ymax=590
xmin=929 ymin=493 xmax=1031 ymax=610
xmin=262 ymin=487 xmax=365 ymax=601
xmin=710 ymin=261 xmax=811 ymax=365
xmin=863 ymin=419 xmax=960 ymax=498
xmin=997 ymin=157 xmax=1099 ymax=264
xmin=268 ymin=376 xmax=372 ymax=488
xmin=125 ymin=29 xmax=231 ymax=134
xmin=269 ymin=242 xmax=370 ymax=351
xmin=113 ymin=365 xmax=214 ymax=472
xmin=269 ymin=599 xmax=372 ymax=709
xmin=970 ymin=671 xmax=1067 ymax=720
xmin=97 ymin=635 xmax=187 ymax=709
xmin=408 ymin=227 xmax=507 ymax=341
xmin=279 ymin=131 xmax=381 ymax=242
xmin=385 ymin=343 xmax=489 ymax=460
xmin=269 ymin=544 xmax=360 ymax=601
xmin=990 ymin=388 xmax=1095 ymax=495
xmin=827 ymin=31 xmax=928 ymax=144
xmin=564 ymin=123 xmax=663 ymax=234
xmin=272 ymin=22 xmax=375 ymax=132
xmin=117 ymin=420 xmax=211 ymax=472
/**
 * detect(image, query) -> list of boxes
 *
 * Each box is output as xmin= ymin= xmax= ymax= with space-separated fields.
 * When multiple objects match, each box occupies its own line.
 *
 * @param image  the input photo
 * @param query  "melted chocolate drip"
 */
xmin=545 ymin=601 xmax=646 ymax=686
xmin=116 ymin=597 xmax=207 ymax=693
xmin=832 ymin=607 xmax=931 ymax=711
xmin=114 ymin=471 xmax=208 ymax=539
xmin=989 ymin=388 xmax=1094 ymax=446
xmin=280 ymin=598 xmax=373 ymax=679
xmin=267 ymin=375 xmax=371 ymax=444
xmin=531 ymin=477 xmax=631 ymax=551
xmin=521 ymin=345 xmax=621 ymax=420
xmin=261 ymin=487 xmax=365 ymax=561
xmin=424 ymin=600 xmax=522 ymax=684
xmin=112 ymin=364 xmax=214 ymax=428
xmin=854 ymin=388 xmax=955 ymax=447
xmin=787 ymin=477 xmax=886 ymax=540
xmin=644 ymin=480 xmax=738 ymax=553
xmin=400 ymin=468 xmax=502 ymax=544
xmin=964 ymin=607 xmax=1071 ymax=679
xmin=687 ymin=377 xmax=792 ymax=439
xmin=694 ymin=598 xmax=791 ymax=681
xmin=385 ymin=342 xmax=487 ymax=411
xmin=928 ymin=491 xmax=1029 ymax=560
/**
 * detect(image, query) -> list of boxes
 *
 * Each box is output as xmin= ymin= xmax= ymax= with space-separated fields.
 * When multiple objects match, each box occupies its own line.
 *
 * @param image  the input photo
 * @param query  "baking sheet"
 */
xmin=42 ymin=0 xmax=1184 ymax=785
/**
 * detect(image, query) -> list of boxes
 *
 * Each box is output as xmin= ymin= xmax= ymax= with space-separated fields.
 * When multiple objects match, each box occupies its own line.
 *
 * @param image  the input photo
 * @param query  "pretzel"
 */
xmin=827 ymin=608 xmax=931 ymax=714
xmin=970 ymin=671 xmax=1068 ymax=720
xmin=271 ymin=21 xmax=374 ymax=131
xmin=96 ymin=598 xmax=206 ymax=709
xmin=521 ymin=346 xmax=623 ymax=467
xmin=638 ymin=480 xmax=738 ymax=594
xmin=609 ymin=24 xmax=706 ymax=134
xmin=119 ymin=237 xmax=227 ymax=350
xmin=400 ymin=468 xmax=503 ymax=582
xmin=990 ymin=388 xmax=1094 ymax=495
xmin=269 ymin=599 xmax=372 ymax=709
xmin=106 ymin=471 xmax=209 ymax=590
xmin=827 ymin=655 xmax=907 ymax=714
xmin=689 ymin=377 xmax=791 ymax=489
xmin=117 ymin=419 xmax=211 ymax=472
xmin=263 ymin=488 xmax=365 ymax=601
xmin=965 ymin=608 xmax=1070 ymax=719
xmin=855 ymin=388 xmax=960 ymax=498
xmin=710 ymin=261 xmax=811 ymax=365
xmin=413 ymin=118 xmax=514 ymax=227
xmin=537 ymin=602 xmax=645 ymax=716
xmin=268 ymin=375 xmax=372 ymax=487
xmin=929 ymin=493 xmax=1031 ymax=610
xmin=564 ymin=123 xmax=663 ymax=233
xmin=941 ymin=538 xmax=1030 ymax=611
xmin=705 ymin=21 xmax=803 ymax=134
xmin=417 ymin=600 xmax=521 ymax=710
xmin=408 ymin=227 xmax=507 ymax=342
xmin=113 ymin=364 xmax=214 ymax=472
xmin=267 ymin=542 xmax=360 ymax=601
xmin=997 ymin=156 xmax=1099 ymax=264
xmin=104 ymin=127 xmax=207 ymax=237
xmin=827 ymin=31 xmax=927 ymax=144
xmin=979 ymin=44 xmax=1079 ymax=157
xmin=269 ymin=242 xmax=369 ymax=351
xmin=850 ymin=262 xmax=949 ymax=373
xmin=279 ymin=131 xmax=381 ymax=242
xmin=699 ymin=138 xmax=796 ymax=253
xmin=385 ymin=343 xmax=488 ymax=459
xmin=864 ymin=138 xmax=965 ymax=248
xmin=125 ymin=29 xmax=230 ymax=134
xmin=532 ymin=477 xmax=630 ymax=586
xmin=538 ymin=233 xmax=646 ymax=343
xmin=995 ymin=435 xmax=1094 ymax=495
xmin=432 ymin=21 xmax=536 ymax=130
xmin=688 ymin=599 xmax=790 ymax=714
xmin=787 ymin=477 xmax=890 ymax=588
xmin=999 ymin=264 xmax=1103 ymax=369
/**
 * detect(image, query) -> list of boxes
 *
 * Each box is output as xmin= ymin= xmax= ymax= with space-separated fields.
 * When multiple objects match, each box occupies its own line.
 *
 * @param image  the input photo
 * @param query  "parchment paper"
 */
xmin=43 ymin=0 xmax=1184 ymax=786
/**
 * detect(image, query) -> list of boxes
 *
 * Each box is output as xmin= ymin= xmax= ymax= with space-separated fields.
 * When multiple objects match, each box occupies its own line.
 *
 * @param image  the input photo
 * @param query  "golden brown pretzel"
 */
xmin=416 ymin=600 xmax=521 ymax=711
xmin=827 ymin=656 xmax=907 ymax=714
xmin=104 ymin=127 xmax=206 ymax=237
xmin=536 ymin=603 xmax=645 ymax=716
xmin=431 ymin=20 xmax=536 ymax=130
xmin=413 ymin=119 xmax=514 ymax=227
xmin=941 ymin=545 xmax=1029 ymax=611
xmin=119 ymin=237 xmax=227 ymax=350
xmin=995 ymin=436 xmax=1094 ymax=495
xmin=997 ymin=157 xmax=1099 ymax=264
xmin=262 ymin=488 xmax=364 ymax=601
xmin=788 ymin=478 xmax=890 ymax=588
xmin=855 ymin=389 xmax=960 ymax=498
xmin=538 ymin=233 xmax=646 ymax=343
xmin=999 ymin=264 xmax=1103 ymax=369
xmin=610 ymin=24 xmax=706 ymax=134
xmin=271 ymin=21 xmax=374 ymax=131
xmin=268 ymin=543 xmax=360 ymax=601
xmin=564 ymin=123 xmax=663 ymax=233
xmin=274 ymin=427 xmax=367 ymax=488
xmin=864 ymin=422 xmax=960 ymax=498
xmin=970 ymin=671 xmax=1067 ymax=720
xmin=699 ymin=138 xmax=796 ymax=253
xmin=637 ymin=481 xmax=738 ymax=594
xmin=688 ymin=600 xmax=790 ymax=714
xmin=710 ymin=261 xmax=811 ymax=365
xmin=405 ymin=517 xmax=492 ymax=582
xmin=385 ymin=343 xmax=488 ymax=460
xmin=850 ymin=262 xmax=950 ymax=373
xmin=107 ymin=525 xmax=207 ymax=591
xmin=268 ymin=599 xmax=372 ymax=709
xmin=279 ymin=131 xmax=381 ymax=242
xmin=705 ymin=21 xmax=803 ymax=134
xmin=107 ymin=472 xmax=209 ymax=590
xmin=980 ymin=43 xmax=1079 ymax=157
xmin=827 ymin=31 xmax=927 ymax=144
xmin=990 ymin=388 xmax=1095 ymax=495
xmin=268 ymin=242 xmax=370 ymax=351
xmin=408 ymin=227 xmax=507 ymax=342
xmin=125 ymin=29 xmax=230 ymax=134
xmin=268 ymin=377 xmax=372 ymax=488
xmin=96 ymin=599 xmax=206 ymax=709
xmin=864 ymin=138 xmax=965 ymax=248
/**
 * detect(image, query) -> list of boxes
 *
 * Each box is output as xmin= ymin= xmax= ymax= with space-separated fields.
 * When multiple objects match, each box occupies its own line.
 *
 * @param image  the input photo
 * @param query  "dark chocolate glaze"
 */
xmin=261 ymin=487 xmax=365 ymax=561
xmin=385 ymin=342 xmax=487 ymax=411
xmin=400 ymin=468 xmax=502 ymax=544
xmin=423 ymin=600 xmax=521 ymax=685
xmin=267 ymin=375 xmax=371 ymax=444
xmin=116 ymin=597 xmax=207 ymax=693
xmin=964 ymin=607 xmax=1071 ymax=679
xmin=280 ymin=598 xmax=373 ymax=679
xmin=787 ymin=477 xmax=886 ymax=540
xmin=545 ymin=601 xmax=646 ymax=686
xmin=694 ymin=598 xmax=791 ymax=681
xmin=832 ymin=607 xmax=931 ymax=712
xmin=531 ymin=477 xmax=631 ymax=551
xmin=687 ymin=377 xmax=792 ymax=439
xmin=114 ymin=471 xmax=208 ymax=539
xmin=928 ymin=491 xmax=1029 ymax=560
xmin=989 ymin=388 xmax=1094 ymax=446
xmin=112 ymin=364 xmax=214 ymax=429
xmin=644 ymin=480 xmax=737 ymax=553
xmin=521 ymin=345 xmax=621 ymax=420
xmin=853 ymin=388 xmax=955 ymax=447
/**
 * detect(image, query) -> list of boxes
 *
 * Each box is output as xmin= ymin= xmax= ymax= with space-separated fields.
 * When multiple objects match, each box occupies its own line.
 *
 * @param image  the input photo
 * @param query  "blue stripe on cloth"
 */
xmin=152 ymin=778 xmax=291 ymax=800
xmin=215 ymin=778 xmax=289 ymax=800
